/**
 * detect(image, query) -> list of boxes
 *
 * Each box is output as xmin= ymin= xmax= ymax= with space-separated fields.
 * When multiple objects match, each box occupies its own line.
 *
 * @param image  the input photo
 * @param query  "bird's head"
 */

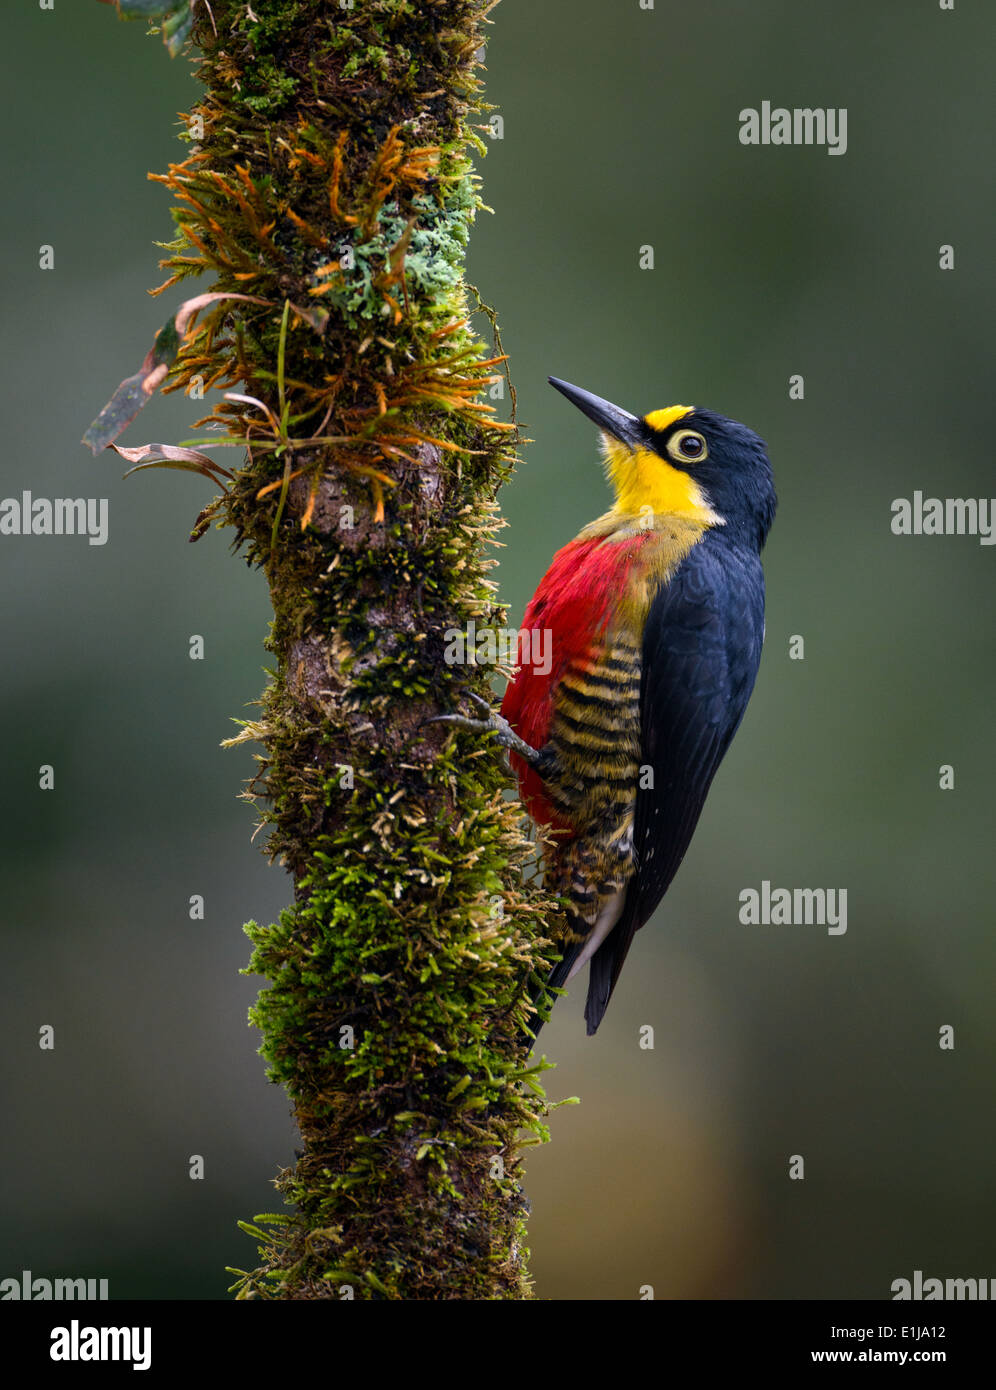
xmin=549 ymin=377 xmax=776 ymax=549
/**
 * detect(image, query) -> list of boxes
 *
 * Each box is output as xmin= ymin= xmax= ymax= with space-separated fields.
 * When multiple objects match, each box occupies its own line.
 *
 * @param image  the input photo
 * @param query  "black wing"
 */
xmin=582 ymin=529 xmax=767 ymax=1034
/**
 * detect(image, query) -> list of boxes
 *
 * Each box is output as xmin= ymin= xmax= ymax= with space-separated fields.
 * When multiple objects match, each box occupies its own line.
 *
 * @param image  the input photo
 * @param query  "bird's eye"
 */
xmin=667 ymin=429 xmax=708 ymax=463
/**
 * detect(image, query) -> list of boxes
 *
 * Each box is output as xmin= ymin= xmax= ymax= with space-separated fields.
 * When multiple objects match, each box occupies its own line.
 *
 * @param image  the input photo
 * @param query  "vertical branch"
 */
xmin=94 ymin=1 xmax=560 ymax=1298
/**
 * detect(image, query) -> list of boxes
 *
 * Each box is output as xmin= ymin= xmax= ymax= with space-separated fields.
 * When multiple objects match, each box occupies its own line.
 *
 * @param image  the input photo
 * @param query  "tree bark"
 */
xmin=101 ymin=0 xmax=559 ymax=1299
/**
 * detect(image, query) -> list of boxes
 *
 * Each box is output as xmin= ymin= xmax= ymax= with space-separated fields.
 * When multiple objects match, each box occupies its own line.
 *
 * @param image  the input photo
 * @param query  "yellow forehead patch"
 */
xmin=643 ymin=404 xmax=692 ymax=433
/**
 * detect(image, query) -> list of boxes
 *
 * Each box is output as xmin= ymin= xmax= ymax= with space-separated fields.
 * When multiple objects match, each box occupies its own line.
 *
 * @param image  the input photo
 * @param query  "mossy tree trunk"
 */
xmin=101 ymin=0 xmax=559 ymax=1299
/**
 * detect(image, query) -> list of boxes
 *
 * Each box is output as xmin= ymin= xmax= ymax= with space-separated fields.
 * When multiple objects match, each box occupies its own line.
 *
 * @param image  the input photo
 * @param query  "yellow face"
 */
xmin=601 ymin=405 xmax=720 ymax=526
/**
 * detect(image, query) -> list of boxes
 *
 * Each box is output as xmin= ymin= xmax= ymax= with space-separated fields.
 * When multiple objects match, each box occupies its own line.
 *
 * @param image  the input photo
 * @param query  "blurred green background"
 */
xmin=1 ymin=1 xmax=993 ymax=1300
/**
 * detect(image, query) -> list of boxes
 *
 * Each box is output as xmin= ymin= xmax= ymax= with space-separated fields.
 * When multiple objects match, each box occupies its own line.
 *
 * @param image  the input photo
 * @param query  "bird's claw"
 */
xmin=428 ymin=693 xmax=541 ymax=765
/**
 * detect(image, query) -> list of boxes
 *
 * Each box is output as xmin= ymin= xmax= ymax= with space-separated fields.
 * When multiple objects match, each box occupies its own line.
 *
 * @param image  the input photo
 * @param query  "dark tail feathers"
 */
xmin=525 ymin=935 xmax=621 ymax=1041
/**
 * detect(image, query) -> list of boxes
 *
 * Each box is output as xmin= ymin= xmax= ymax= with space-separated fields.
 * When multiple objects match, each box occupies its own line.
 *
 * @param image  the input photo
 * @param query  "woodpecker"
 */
xmin=444 ymin=378 xmax=775 ymax=1035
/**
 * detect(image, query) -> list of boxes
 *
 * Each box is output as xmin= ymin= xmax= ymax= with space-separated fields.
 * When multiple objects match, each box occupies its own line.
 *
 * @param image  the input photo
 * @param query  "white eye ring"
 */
xmin=666 ymin=429 xmax=708 ymax=463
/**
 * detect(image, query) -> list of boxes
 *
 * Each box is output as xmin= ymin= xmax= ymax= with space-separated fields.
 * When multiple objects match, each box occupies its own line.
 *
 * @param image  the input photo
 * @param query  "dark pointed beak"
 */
xmin=548 ymin=377 xmax=646 ymax=449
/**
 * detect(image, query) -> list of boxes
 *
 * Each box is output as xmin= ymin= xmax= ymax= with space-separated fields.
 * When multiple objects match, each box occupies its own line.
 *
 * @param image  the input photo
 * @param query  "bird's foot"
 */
xmin=429 ymin=691 xmax=541 ymax=765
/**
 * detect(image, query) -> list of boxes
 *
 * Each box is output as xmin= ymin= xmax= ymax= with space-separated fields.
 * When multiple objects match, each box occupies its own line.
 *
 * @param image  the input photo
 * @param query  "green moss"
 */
xmin=140 ymin=0 xmax=561 ymax=1301
xmin=242 ymin=65 xmax=299 ymax=116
